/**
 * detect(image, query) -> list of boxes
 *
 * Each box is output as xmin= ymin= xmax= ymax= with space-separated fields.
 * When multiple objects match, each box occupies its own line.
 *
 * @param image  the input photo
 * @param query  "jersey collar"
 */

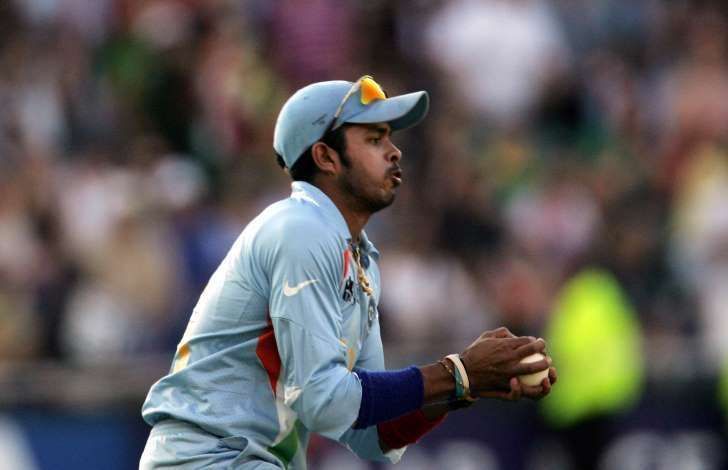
xmin=290 ymin=181 xmax=379 ymax=260
xmin=291 ymin=181 xmax=350 ymax=239
xmin=358 ymin=230 xmax=379 ymax=261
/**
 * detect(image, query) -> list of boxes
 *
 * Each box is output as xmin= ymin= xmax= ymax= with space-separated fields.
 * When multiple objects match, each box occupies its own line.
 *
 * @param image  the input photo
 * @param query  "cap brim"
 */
xmin=345 ymin=91 xmax=429 ymax=131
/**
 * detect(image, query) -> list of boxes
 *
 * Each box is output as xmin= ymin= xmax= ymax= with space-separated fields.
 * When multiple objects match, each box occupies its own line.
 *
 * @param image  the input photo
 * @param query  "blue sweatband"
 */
xmin=352 ymin=366 xmax=424 ymax=429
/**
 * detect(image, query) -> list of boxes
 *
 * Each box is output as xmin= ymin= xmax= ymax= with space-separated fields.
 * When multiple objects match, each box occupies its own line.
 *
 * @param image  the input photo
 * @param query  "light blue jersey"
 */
xmin=140 ymin=182 xmax=405 ymax=469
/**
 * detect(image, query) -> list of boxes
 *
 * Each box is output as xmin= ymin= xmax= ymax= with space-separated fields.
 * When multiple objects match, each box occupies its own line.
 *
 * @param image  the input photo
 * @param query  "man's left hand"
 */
xmin=477 ymin=365 xmax=558 ymax=401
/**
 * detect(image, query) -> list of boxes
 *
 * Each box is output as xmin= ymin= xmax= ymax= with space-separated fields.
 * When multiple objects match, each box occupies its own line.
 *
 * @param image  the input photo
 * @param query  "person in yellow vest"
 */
xmin=542 ymin=268 xmax=645 ymax=467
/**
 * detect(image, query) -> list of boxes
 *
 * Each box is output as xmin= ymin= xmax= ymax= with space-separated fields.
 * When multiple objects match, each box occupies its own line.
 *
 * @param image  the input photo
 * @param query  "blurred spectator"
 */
xmin=0 ymin=290 xmax=42 ymax=360
xmin=671 ymin=143 xmax=728 ymax=366
xmin=379 ymin=245 xmax=491 ymax=354
xmin=504 ymin=175 xmax=600 ymax=270
xmin=266 ymin=0 xmax=356 ymax=87
xmin=425 ymin=0 xmax=571 ymax=128
xmin=542 ymin=268 xmax=644 ymax=468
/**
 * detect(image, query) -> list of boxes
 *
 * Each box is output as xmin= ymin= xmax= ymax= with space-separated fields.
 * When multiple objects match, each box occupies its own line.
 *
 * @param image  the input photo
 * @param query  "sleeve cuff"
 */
xmin=384 ymin=446 xmax=407 ymax=464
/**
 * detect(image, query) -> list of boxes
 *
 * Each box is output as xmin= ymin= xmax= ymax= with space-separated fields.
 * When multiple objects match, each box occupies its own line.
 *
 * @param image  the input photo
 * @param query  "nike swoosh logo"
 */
xmin=283 ymin=279 xmax=319 ymax=297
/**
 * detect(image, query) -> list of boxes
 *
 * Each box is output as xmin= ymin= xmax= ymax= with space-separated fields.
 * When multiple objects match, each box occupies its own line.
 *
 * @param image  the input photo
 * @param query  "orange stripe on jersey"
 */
xmin=342 ymin=248 xmax=351 ymax=281
xmin=172 ymin=343 xmax=190 ymax=373
xmin=256 ymin=318 xmax=281 ymax=395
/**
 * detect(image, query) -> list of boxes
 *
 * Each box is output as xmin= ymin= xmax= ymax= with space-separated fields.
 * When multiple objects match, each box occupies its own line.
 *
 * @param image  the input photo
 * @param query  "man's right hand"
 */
xmin=460 ymin=328 xmax=551 ymax=398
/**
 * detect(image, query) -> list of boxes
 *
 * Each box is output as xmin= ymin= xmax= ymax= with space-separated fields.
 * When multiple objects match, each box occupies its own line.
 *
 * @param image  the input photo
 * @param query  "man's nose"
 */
xmin=387 ymin=143 xmax=402 ymax=164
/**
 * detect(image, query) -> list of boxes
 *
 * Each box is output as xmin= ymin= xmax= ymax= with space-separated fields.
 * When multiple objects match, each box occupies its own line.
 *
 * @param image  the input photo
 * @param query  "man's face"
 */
xmin=336 ymin=123 xmax=403 ymax=213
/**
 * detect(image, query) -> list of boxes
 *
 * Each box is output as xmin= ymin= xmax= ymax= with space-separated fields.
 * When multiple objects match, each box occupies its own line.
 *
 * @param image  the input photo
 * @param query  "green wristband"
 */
xmin=446 ymin=354 xmax=477 ymax=402
xmin=453 ymin=365 xmax=465 ymax=399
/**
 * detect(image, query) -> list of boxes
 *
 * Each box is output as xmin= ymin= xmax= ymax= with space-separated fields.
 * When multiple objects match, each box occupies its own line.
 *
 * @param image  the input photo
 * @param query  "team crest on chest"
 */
xmin=341 ymin=248 xmax=357 ymax=304
xmin=342 ymin=278 xmax=355 ymax=303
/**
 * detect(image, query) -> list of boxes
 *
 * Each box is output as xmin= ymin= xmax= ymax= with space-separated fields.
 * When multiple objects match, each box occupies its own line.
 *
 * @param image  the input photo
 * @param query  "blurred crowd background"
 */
xmin=1 ymin=0 xmax=728 ymax=468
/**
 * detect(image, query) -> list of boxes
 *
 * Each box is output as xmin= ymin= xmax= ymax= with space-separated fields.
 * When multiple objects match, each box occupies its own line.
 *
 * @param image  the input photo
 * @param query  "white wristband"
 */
xmin=445 ymin=353 xmax=476 ymax=402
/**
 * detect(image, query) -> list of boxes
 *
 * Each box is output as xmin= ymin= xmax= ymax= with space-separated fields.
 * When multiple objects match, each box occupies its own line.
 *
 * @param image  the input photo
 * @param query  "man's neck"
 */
xmin=313 ymin=179 xmax=370 ymax=243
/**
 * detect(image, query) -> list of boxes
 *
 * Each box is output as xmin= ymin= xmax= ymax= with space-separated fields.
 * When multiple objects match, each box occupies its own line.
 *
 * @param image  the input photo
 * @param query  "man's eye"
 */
xmin=370 ymin=138 xmax=381 ymax=144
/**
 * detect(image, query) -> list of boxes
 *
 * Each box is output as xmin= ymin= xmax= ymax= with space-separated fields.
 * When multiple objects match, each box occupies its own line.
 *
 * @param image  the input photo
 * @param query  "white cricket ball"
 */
xmin=518 ymin=353 xmax=549 ymax=387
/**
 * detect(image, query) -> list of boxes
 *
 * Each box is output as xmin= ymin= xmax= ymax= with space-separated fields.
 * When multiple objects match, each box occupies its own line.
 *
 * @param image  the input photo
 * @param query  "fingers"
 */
xmin=478 ymin=372 xmax=557 ymax=402
xmin=504 ymin=336 xmax=534 ymax=348
xmin=515 ymin=379 xmax=546 ymax=400
xmin=479 ymin=377 xmax=522 ymax=401
xmin=548 ymin=367 xmax=558 ymax=385
xmin=489 ymin=327 xmax=516 ymax=339
xmin=513 ymin=350 xmax=553 ymax=375
xmin=508 ymin=377 xmax=522 ymax=401
xmin=514 ymin=338 xmax=546 ymax=358
xmin=540 ymin=376 xmax=551 ymax=394
xmin=520 ymin=383 xmax=546 ymax=400
xmin=521 ymin=372 xmax=556 ymax=401
xmin=513 ymin=357 xmax=551 ymax=375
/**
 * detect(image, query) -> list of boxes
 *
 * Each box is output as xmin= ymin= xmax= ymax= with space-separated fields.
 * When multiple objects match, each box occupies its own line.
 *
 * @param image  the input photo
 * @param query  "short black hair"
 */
xmin=276 ymin=125 xmax=350 ymax=183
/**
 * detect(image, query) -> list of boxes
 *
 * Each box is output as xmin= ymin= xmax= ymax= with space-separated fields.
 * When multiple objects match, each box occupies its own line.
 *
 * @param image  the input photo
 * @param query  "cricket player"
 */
xmin=140 ymin=76 xmax=556 ymax=469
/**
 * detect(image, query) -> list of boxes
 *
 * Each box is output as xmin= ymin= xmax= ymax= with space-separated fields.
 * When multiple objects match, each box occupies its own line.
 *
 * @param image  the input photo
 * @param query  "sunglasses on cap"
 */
xmin=326 ymin=75 xmax=388 ymax=133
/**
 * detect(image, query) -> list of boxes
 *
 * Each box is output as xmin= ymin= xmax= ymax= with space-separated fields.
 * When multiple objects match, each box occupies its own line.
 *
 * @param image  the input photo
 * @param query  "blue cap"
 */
xmin=273 ymin=79 xmax=429 ymax=169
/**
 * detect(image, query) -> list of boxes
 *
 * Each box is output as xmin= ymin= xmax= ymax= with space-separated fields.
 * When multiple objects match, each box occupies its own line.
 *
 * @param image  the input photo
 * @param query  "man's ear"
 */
xmin=311 ymin=142 xmax=339 ymax=175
